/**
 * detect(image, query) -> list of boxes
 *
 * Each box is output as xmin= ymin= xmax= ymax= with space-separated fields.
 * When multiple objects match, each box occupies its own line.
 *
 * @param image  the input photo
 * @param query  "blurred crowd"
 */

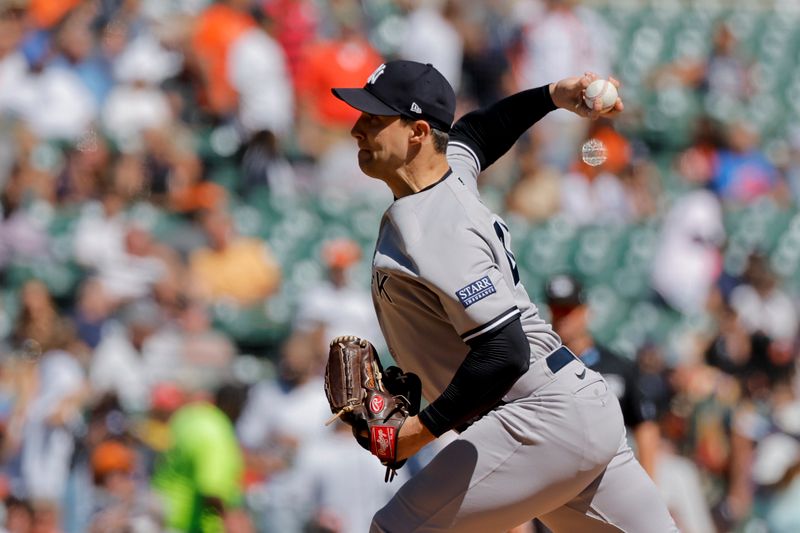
xmin=0 ymin=0 xmax=800 ymax=532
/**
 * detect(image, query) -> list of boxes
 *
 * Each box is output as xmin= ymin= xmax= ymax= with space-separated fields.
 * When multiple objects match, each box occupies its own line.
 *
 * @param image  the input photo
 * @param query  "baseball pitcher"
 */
xmin=325 ymin=60 xmax=677 ymax=533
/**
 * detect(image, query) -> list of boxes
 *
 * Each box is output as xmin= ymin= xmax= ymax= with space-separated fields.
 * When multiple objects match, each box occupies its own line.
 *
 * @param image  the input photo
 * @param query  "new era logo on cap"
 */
xmin=331 ymin=60 xmax=456 ymax=132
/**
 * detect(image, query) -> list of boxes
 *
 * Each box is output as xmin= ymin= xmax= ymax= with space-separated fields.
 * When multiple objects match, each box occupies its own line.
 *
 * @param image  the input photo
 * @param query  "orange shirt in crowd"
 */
xmin=169 ymin=181 xmax=227 ymax=214
xmin=189 ymin=238 xmax=281 ymax=306
xmin=192 ymin=4 xmax=257 ymax=116
xmin=575 ymin=123 xmax=632 ymax=178
xmin=29 ymin=0 xmax=81 ymax=29
xmin=295 ymin=37 xmax=383 ymax=127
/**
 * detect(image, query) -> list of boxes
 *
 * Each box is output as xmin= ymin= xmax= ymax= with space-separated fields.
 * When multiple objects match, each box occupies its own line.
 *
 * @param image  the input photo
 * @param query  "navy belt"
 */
xmin=546 ymin=346 xmax=578 ymax=374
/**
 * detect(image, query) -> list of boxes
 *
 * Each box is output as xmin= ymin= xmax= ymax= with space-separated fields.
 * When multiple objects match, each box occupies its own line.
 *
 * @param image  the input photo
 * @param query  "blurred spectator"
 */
xmin=294 ymin=5 xmax=382 ymax=154
xmin=72 ymin=180 xmax=126 ymax=274
xmin=293 ymin=420 xmax=409 ymax=533
xmin=11 ymin=280 xmax=59 ymax=352
xmin=70 ymin=277 xmax=114 ymax=350
xmin=228 ymin=11 xmax=294 ymax=137
xmin=754 ymin=432 xmax=800 ymax=532
xmin=260 ymin=0 xmax=319 ymax=88
xmin=165 ymin=152 xmax=228 ymax=216
xmin=0 ymin=189 xmax=50 ymax=270
xmin=618 ymin=155 xmax=662 ymax=222
xmin=57 ymin=132 xmax=113 ymax=205
xmin=514 ymin=0 xmax=611 ymax=88
xmin=2 ymin=496 xmax=34 ymax=533
xmin=65 ymin=392 xmax=133 ymax=533
xmin=141 ymin=126 xmax=213 ymax=208
xmin=103 ymin=29 xmax=182 ymax=149
xmin=698 ymin=23 xmax=754 ymax=107
xmin=292 ymin=4 xmax=389 ymax=200
xmin=19 ymin=324 xmax=86 ymax=508
xmin=90 ymin=298 xmax=182 ymax=413
xmin=294 ymin=238 xmax=383 ymax=358
xmin=191 ymin=0 xmax=293 ymax=137
xmin=110 ymin=151 xmax=153 ymax=203
xmin=3 ymin=130 xmax=59 ymax=205
xmin=49 ymin=5 xmax=114 ymax=107
xmin=651 ymin=189 xmax=725 ymax=317
xmin=94 ymin=222 xmax=177 ymax=303
xmin=558 ymin=120 xmax=635 ymax=225
xmin=176 ymin=299 xmax=237 ymax=392
xmin=458 ymin=2 xmax=513 ymax=107
xmin=544 ymin=274 xmax=661 ymax=477
xmin=654 ymin=22 xmax=754 ymax=113
xmin=635 ymin=343 xmax=716 ymax=533
xmin=675 ymin=116 xmax=724 ymax=187
xmin=395 ymin=0 xmax=463 ymax=91
xmin=189 ymin=208 xmax=281 ymax=307
xmin=0 ymin=1 xmax=29 ymax=119
xmin=190 ymin=1 xmax=257 ymax=119
xmin=132 ymin=382 xmax=187 ymax=458
xmin=513 ymin=0 xmax=612 ymax=169
xmin=729 ymin=252 xmax=798 ymax=345
xmin=87 ymin=439 xmax=162 ymax=533
xmin=711 ymin=121 xmax=781 ymax=205
xmin=505 ymin=134 xmax=561 ymax=224
xmin=636 ymin=343 xmax=674 ymax=435
xmin=751 ymin=387 xmax=800 ymax=531
xmin=152 ymin=382 xmax=253 ymax=533
xmin=14 ymin=36 xmax=97 ymax=141
xmin=654 ymin=438 xmax=717 ymax=533
xmin=669 ymin=360 xmax=756 ymax=529
xmin=239 ymin=129 xmax=297 ymax=197
xmin=237 ymin=335 xmax=331 ymax=533
xmin=27 ymin=0 xmax=80 ymax=32
xmin=704 ymin=304 xmax=753 ymax=377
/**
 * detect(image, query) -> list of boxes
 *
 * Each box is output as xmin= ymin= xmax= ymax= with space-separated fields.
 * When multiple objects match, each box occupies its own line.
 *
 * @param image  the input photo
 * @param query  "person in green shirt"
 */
xmin=152 ymin=383 xmax=253 ymax=533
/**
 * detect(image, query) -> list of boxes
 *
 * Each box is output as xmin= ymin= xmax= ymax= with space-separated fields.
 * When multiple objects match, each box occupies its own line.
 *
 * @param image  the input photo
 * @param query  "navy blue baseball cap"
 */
xmin=545 ymin=274 xmax=584 ymax=309
xmin=332 ymin=60 xmax=456 ymax=132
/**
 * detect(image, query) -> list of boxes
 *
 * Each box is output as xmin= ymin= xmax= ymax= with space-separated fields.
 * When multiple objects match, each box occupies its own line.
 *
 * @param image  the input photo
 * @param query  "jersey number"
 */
xmin=493 ymin=218 xmax=520 ymax=285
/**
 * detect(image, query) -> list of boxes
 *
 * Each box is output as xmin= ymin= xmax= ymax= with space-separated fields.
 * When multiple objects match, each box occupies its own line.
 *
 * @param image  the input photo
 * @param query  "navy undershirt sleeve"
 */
xmin=418 ymin=318 xmax=530 ymax=437
xmin=449 ymin=84 xmax=557 ymax=170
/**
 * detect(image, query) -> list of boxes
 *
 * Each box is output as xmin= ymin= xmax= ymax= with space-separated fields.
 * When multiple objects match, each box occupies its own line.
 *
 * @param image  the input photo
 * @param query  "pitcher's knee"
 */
xmin=371 ymin=506 xmax=402 ymax=533
xmin=369 ymin=515 xmax=388 ymax=533
xmin=371 ymin=497 xmax=423 ymax=533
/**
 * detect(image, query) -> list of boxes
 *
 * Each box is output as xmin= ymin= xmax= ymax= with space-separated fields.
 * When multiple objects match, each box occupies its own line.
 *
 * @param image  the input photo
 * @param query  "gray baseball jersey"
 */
xmin=368 ymin=143 xmax=678 ymax=532
xmin=371 ymin=143 xmax=560 ymax=402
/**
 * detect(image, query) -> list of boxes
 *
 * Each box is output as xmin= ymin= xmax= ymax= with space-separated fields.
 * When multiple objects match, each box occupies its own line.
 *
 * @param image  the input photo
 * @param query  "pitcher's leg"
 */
xmin=540 ymin=437 xmax=678 ymax=533
xmin=372 ymin=375 xmax=624 ymax=533
xmin=371 ymin=412 xmax=600 ymax=533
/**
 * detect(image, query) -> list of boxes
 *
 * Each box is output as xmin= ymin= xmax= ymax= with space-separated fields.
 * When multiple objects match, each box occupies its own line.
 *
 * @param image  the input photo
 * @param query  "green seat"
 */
xmin=519 ymin=218 xmax=579 ymax=280
xmin=586 ymin=284 xmax=629 ymax=347
xmin=572 ymin=224 xmax=628 ymax=284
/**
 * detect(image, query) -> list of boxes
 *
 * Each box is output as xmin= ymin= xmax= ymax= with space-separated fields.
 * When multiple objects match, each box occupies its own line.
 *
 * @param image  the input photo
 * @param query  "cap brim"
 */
xmin=331 ymin=88 xmax=400 ymax=116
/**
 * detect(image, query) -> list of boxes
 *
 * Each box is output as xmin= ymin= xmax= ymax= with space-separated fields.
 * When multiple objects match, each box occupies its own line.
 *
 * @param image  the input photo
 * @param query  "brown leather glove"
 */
xmin=324 ymin=335 xmax=418 ymax=481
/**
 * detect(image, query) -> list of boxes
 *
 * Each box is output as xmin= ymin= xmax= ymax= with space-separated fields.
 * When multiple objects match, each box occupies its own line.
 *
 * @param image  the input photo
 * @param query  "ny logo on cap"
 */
xmin=367 ymin=64 xmax=386 ymax=85
xmin=410 ymin=102 xmax=422 ymax=113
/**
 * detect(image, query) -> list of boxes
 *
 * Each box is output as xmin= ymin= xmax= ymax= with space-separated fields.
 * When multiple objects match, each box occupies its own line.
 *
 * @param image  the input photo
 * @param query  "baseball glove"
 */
xmin=324 ymin=335 xmax=420 ymax=482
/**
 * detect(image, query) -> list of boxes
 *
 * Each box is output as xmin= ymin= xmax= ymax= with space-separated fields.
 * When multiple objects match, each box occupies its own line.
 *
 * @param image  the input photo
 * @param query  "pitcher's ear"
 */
xmin=408 ymin=119 xmax=431 ymax=145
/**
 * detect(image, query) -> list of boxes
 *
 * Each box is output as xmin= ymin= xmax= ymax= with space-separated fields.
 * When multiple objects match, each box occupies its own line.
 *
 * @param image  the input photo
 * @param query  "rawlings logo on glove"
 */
xmin=324 ymin=335 xmax=420 ymax=482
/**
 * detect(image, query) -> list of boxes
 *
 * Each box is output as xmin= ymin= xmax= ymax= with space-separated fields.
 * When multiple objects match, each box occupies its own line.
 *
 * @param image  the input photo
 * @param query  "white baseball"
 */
xmin=583 ymin=79 xmax=618 ymax=112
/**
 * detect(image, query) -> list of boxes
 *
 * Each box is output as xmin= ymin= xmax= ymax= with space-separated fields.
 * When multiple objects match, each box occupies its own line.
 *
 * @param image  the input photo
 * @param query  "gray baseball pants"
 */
xmin=371 ymin=356 xmax=678 ymax=532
